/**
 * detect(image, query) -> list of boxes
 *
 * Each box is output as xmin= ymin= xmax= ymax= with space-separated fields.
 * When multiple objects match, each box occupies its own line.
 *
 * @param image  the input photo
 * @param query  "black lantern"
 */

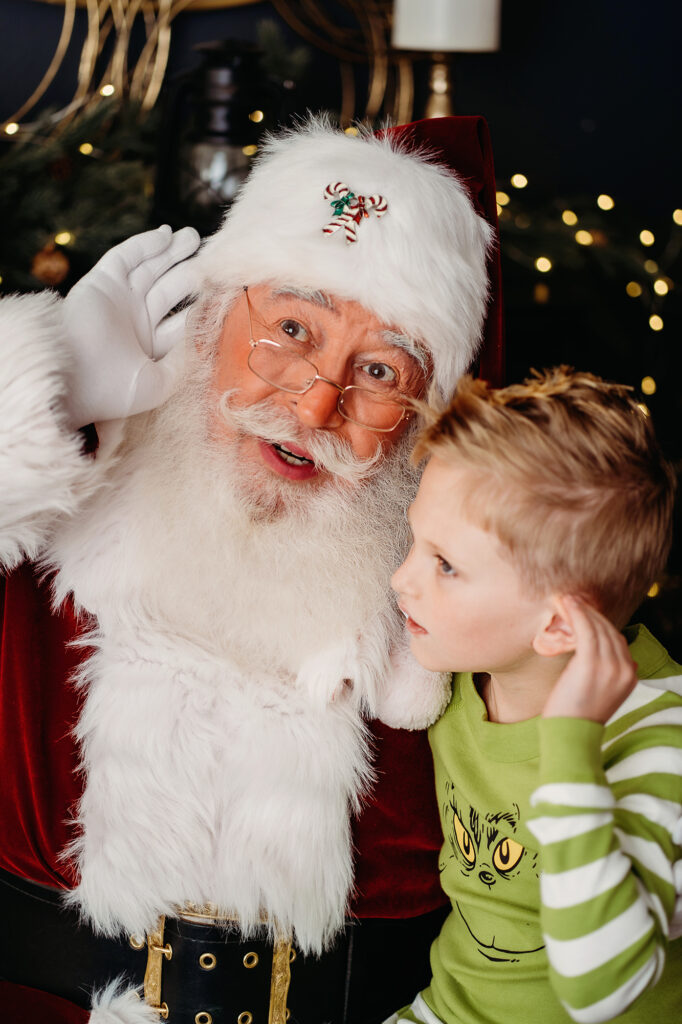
xmin=155 ymin=40 xmax=276 ymax=235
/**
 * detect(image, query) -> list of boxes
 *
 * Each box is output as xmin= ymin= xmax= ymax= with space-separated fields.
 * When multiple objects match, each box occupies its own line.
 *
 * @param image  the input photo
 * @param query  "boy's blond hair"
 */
xmin=414 ymin=367 xmax=676 ymax=626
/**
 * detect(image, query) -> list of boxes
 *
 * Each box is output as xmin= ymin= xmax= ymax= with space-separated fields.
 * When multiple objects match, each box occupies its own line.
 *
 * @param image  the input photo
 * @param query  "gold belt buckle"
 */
xmin=144 ymin=916 xmax=171 ymax=1019
xmin=269 ymin=936 xmax=293 ymax=1024
xmin=141 ymin=910 xmax=293 ymax=1024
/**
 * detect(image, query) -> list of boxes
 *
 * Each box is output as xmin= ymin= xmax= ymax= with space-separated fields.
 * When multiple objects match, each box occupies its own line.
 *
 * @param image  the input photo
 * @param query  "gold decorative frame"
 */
xmin=38 ymin=1 xmax=261 ymax=8
xmin=6 ymin=0 xmax=413 ymax=130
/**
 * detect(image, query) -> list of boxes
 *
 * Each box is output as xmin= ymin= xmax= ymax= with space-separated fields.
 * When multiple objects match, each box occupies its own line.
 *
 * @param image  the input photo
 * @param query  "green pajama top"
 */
xmin=420 ymin=625 xmax=682 ymax=1024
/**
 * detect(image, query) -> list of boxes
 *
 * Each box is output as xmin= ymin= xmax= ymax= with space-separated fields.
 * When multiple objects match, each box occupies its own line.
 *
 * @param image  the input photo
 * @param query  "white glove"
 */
xmin=61 ymin=224 xmax=201 ymax=428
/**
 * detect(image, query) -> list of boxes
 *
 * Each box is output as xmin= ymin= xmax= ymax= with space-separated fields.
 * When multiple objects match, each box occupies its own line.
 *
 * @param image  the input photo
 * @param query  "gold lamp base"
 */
xmin=424 ymin=53 xmax=454 ymax=118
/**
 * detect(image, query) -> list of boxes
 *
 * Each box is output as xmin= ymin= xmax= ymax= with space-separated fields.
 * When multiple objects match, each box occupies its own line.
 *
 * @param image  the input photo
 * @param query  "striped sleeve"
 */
xmin=526 ymin=685 xmax=682 ymax=1023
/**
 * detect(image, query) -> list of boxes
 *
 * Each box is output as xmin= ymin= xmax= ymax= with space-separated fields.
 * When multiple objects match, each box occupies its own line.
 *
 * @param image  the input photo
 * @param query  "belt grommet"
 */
xmin=286 ymin=1010 xmax=291 ymax=1020
xmin=129 ymin=933 xmax=145 ymax=950
xmin=238 ymin=1013 xmax=253 ymax=1024
xmin=289 ymin=948 xmax=297 ymax=963
xmin=199 ymin=952 xmax=217 ymax=970
xmin=195 ymin=1014 xmax=213 ymax=1024
xmin=243 ymin=951 xmax=259 ymax=968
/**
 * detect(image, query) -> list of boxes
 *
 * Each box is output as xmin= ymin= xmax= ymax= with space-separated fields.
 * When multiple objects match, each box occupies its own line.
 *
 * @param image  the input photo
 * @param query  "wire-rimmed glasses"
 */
xmin=243 ymin=287 xmax=412 ymax=433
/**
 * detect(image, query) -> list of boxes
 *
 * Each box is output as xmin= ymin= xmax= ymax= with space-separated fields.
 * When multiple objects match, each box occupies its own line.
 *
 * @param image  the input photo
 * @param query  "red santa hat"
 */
xmin=197 ymin=114 xmax=503 ymax=398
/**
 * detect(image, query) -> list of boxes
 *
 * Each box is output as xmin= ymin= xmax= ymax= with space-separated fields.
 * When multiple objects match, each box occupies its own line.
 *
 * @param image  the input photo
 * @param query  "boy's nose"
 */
xmin=391 ymin=557 xmax=410 ymax=595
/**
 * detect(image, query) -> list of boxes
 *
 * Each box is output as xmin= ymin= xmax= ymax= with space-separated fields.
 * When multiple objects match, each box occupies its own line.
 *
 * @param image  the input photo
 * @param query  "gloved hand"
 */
xmin=61 ymin=224 xmax=201 ymax=428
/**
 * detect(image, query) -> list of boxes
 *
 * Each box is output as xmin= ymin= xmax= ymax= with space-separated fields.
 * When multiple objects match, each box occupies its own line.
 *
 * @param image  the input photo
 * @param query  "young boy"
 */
xmin=389 ymin=367 xmax=682 ymax=1024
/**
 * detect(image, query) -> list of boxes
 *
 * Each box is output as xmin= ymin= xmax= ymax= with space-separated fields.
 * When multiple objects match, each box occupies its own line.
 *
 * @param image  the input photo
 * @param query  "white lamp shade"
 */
xmin=392 ymin=0 xmax=501 ymax=52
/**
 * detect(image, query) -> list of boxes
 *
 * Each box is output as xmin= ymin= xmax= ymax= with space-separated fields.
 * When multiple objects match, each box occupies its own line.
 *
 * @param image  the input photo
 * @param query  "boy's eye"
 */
xmin=437 ymin=556 xmax=456 ymax=576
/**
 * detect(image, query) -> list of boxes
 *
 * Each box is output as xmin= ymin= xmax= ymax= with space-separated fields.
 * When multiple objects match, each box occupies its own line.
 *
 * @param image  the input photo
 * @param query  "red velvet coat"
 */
xmin=0 ymin=564 xmax=447 ymax=1022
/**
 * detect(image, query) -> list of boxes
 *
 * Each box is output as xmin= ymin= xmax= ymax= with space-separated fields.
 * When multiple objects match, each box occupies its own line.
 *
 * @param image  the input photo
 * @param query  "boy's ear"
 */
xmin=532 ymin=597 xmax=576 ymax=657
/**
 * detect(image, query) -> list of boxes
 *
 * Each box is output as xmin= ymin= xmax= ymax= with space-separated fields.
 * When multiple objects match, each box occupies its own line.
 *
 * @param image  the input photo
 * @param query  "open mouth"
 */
xmin=272 ymin=442 xmax=314 ymax=466
xmin=257 ymin=438 xmax=320 ymax=481
xmin=399 ymin=604 xmax=427 ymax=635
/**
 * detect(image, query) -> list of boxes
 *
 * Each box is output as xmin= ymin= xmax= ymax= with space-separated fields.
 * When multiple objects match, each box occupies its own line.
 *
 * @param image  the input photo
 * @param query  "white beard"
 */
xmin=53 ymin=349 xmax=418 ymax=692
xmin=47 ymin=347 xmax=422 ymax=950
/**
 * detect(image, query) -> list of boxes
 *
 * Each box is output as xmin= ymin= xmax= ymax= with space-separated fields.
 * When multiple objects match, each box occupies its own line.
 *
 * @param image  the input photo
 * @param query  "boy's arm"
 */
xmin=527 ymin=601 xmax=682 ymax=1023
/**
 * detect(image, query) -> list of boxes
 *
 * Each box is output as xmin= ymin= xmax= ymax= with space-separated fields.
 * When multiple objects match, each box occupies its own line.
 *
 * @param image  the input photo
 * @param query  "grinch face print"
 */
xmin=440 ymin=781 xmax=545 ymax=964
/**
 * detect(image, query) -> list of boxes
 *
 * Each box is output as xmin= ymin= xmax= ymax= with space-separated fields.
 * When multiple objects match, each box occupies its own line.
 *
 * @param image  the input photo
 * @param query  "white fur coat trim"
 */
xmin=89 ymin=981 xmax=158 ymax=1024
xmin=376 ymin=644 xmax=451 ymax=730
xmin=0 ymin=291 xmax=99 ymax=570
xmin=64 ymin=626 xmax=372 ymax=955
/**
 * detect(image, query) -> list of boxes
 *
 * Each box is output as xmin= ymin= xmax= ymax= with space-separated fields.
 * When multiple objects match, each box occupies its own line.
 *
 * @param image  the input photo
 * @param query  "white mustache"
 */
xmin=218 ymin=392 xmax=385 ymax=483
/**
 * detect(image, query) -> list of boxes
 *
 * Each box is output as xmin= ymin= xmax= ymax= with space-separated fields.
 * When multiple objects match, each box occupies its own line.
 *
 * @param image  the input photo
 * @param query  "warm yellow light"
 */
xmin=0 ymin=273 xmax=3 ymax=284
xmin=4 ymin=121 xmax=19 ymax=135
xmin=79 ymin=142 xmax=94 ymax=155
xmin=644 ymin=259 xmax=658 ymax=274
xmin=625 ymin=281 xmax=642 ymax=298
xmin=533 ymin=283 xmax=550 ymax=304
xmin=54 ymin=231 xmax=73 ymax=246
xmin=641 ymin=376 xmax=656 ymax=395
xmin=496 ymin=190 xmax=510 ymax=206
xmin=99 ymin=84 xmax=115 ymax=97
xmin=653 ymin=278 xmax=669 ymax=295
xmin=515 ymin=214 xmax=530 ymax=229
xmin=344 ymin=126 xmax=359 ymax=136
xmin=535 ymin=257 xmax=552 ymax=273
xmin=649 ymin=314 xmax=663 ymax=331
xmin=673 ymin=209 xmax=682 ymax=225
xmin=249 ymin=110 xmax=264 ymax=123
xmin=242 ymin=144 xmax=258 ymax=156
xmin=597 ymin=193 xmax=614 ymax=210
xmin=511 ymin=173 xmax=528 ymax=189
xmin=647 ymin=582 xmax=660 ymax=598
xmin=637 ymin=402 xmax=650 ymax=417
xmin=575 ymin=230 xmax=593 ymax=246
xmin=561 ymin=209 xmax=578 ymax=226
xmin=639 ymin=229 xmax=655 ymax=246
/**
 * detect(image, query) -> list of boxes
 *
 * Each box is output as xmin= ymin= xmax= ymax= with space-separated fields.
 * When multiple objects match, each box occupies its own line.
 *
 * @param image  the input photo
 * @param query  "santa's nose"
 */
xmin=291 ymin=379 xmax=344 ymax=430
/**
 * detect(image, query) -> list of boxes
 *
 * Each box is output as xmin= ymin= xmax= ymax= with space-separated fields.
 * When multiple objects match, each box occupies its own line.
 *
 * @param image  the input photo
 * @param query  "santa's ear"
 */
xmin=532 ymin=596 xmax=576 ymax=657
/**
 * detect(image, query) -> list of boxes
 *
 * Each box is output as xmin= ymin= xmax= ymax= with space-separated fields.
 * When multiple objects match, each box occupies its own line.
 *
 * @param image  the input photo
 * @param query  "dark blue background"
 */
xmin=1 ymin=0 xmax=680 ymax=214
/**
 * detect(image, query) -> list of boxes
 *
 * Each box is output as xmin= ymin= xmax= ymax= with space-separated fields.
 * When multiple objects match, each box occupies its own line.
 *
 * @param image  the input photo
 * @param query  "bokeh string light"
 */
xmin=496 ymin=177 xmax=678 ymax=356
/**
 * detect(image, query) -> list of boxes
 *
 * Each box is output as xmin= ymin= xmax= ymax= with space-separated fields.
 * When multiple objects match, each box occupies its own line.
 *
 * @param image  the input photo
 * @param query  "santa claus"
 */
xmin=0 ymin=117 xmax=500 ymax=1024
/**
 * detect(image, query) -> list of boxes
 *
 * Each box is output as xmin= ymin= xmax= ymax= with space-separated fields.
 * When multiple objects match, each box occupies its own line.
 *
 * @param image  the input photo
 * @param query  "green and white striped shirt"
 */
xmin=389 ymin=625 xmax=682 ymax=1024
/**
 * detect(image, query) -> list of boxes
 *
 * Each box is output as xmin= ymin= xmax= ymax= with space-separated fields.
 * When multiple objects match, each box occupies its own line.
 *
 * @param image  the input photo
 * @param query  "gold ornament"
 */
xmin=31 ymin=242 xmax=70 ymax=286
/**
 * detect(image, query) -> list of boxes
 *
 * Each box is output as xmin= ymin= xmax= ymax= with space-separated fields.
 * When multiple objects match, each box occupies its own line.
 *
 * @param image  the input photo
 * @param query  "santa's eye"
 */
xmin=278 ymin=319 xmax=309 ymax=345
xmin=492 ymin=836 xmax=524 ymax=873
xmin=453 ymin=812 xmax=476 ymax=865
xmin=358 ymin=361 xmax=398 ymax=386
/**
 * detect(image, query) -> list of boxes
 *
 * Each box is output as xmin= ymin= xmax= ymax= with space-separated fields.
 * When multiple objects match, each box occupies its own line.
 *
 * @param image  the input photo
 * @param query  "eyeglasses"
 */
xmin=243 ymin=287 xmax=412 ymax=433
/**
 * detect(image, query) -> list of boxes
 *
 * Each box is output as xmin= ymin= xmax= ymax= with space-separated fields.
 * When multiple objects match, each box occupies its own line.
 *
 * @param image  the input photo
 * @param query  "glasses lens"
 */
xmin=339 ymin=388 xmax=405 ymax=432
xmin=248 ymin=339 xmax=406 ymax=432
xmin=249 ymin=342 xmax=316 ymax=393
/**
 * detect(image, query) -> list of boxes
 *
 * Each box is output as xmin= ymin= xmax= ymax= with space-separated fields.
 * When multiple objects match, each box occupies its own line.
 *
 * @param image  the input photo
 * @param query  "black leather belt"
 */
xmin=0 ymin=866 xmax=448 ymax=1024
xmin=144 ymin=911 xmax=294 ymax=1024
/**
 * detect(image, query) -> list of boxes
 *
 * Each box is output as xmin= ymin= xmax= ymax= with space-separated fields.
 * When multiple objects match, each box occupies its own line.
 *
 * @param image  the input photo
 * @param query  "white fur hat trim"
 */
xmin=196 ymin=116 xmax=493 ymax=398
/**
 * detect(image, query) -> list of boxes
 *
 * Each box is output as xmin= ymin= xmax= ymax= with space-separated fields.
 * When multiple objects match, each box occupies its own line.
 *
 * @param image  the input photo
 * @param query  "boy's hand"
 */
xmin=542 ymin=597 xmax=638 ymax=722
